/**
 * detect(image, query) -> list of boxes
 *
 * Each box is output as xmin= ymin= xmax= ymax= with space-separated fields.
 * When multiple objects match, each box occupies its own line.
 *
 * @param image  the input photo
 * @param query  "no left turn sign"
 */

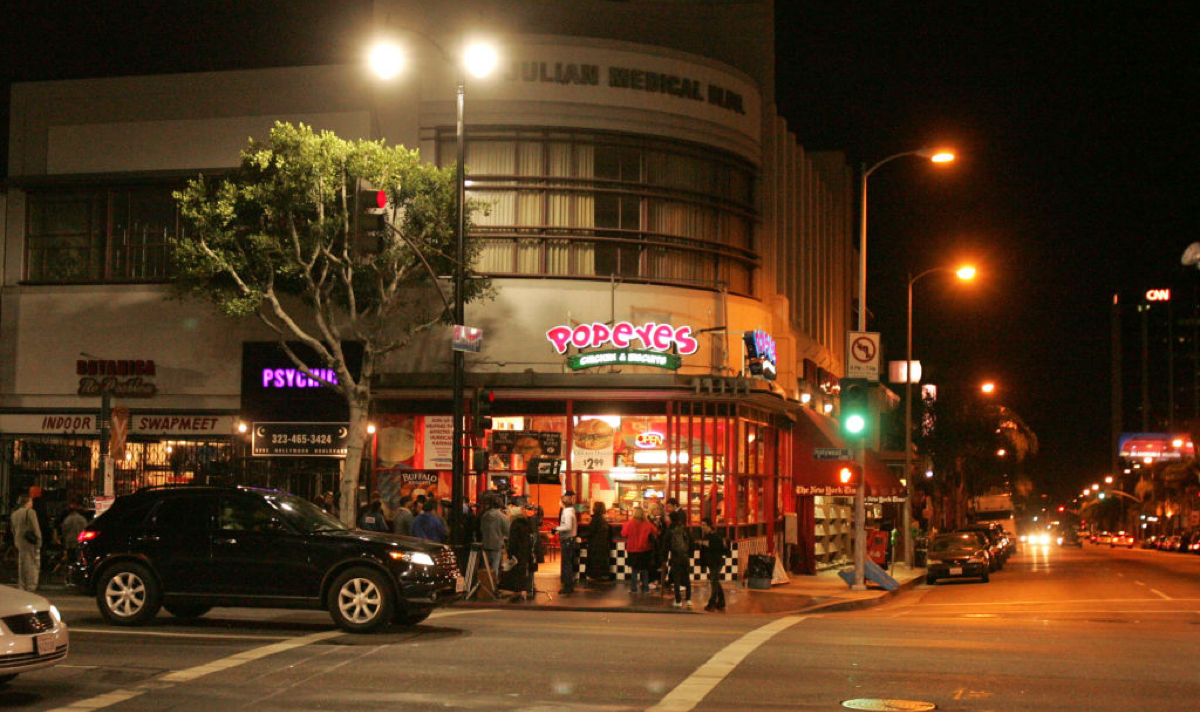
xmin=847 ymin=331 xmax=880 ymax=381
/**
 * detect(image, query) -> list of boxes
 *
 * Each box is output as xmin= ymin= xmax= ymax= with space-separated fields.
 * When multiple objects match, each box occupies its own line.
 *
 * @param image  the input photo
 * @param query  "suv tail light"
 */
xmin=78 ymin=530 xmax=98 ymax=543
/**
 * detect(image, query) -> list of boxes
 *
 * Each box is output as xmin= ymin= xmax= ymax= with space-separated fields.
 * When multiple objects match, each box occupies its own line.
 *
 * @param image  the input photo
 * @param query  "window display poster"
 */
xmin=572 ymin=416 xmax=617 ymax=471
xmin=424 ymin=415 xmax=453 ymax=470
xmin=376 ymin=415 xmax=422 ymax=468
xmin=376 ymin=470 xmax=447 ymax=517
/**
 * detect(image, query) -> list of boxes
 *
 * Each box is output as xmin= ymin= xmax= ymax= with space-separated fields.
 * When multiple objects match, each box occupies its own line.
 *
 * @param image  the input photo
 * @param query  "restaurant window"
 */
xmin=25 ymin=185 xmax=183 ymax=283
xmin=441 ymin=129 xmax=757 ymax=295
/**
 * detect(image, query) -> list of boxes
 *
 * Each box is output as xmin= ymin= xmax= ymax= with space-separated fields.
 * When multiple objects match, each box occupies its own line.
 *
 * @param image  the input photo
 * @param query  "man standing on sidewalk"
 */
xmin=555 ymin=490 xmax=578 ymax=594
xmin=480 ymin=496 xmax=510 ymax=578
xmin=699 ymin=517 xmax=727 ymax=611
xmin=10 ymin=494 xmax=42 ymax=592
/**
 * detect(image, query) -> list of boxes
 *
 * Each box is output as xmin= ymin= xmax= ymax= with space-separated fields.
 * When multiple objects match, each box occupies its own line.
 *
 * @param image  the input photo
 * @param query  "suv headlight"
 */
xmin=390 ymin=551 xmax=435 ymax=566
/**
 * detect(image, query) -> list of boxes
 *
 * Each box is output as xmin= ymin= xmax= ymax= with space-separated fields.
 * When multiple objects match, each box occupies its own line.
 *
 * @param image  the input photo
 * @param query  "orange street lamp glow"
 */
xmin=981 ymin=382 xmax=996 ymax=394
xmin=956 ymin=266 xmax=976 ymax=280
xmin=996 ymin=448 xmax=1007 ymax=457
xmin=930 ymin=152 xmax=955 ymax=163
xmin=1092 ymin=483 xmax=1100 ymax=491
xmin=1104 ymin=475 xmax=1113 ymax=484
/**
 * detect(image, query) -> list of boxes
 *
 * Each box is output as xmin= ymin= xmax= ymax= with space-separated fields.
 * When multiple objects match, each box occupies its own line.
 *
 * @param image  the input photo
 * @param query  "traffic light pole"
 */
xmin=853 ymin=445 xmax=867 ymax=589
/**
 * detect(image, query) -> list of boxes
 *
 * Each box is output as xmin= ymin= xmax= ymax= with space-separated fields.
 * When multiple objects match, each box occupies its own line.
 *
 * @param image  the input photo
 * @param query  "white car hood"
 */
xmin=0 ymin=583 xmax=52 ymax=615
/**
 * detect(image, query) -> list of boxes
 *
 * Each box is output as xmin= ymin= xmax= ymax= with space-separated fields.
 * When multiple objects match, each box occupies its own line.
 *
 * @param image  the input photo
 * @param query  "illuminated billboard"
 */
xmin=1118 ymin=432 xmax=1194 ymax=462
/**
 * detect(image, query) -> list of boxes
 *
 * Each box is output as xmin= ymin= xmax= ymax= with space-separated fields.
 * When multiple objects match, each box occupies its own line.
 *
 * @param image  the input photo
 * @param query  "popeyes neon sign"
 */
xmin=546 ymin=322 xmax=699 ymax=355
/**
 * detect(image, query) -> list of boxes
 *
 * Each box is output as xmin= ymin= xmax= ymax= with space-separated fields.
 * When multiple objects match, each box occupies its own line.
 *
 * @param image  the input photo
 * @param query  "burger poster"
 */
xmin=573 ymin=416 xmax=617 ymax=471
xmin=374 ymin=414 xmax=453 ymax=469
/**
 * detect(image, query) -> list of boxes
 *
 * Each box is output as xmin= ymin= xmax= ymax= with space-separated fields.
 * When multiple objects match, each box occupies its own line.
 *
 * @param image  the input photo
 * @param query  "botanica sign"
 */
xmin=546 ymin=322 xmax=698 ymax=355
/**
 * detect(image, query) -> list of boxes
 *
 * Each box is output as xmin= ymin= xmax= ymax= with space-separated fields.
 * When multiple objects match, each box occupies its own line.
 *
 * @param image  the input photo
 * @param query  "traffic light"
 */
xmin=473 ymin=388 xmax=494 ymax=436
xmin=839 ymin=378 xmax=870 ymax=439
xmin=1057 ymin=505 xmax=1065 ymax=513
xmin=354 ymin=186 xmax=388 ymax=252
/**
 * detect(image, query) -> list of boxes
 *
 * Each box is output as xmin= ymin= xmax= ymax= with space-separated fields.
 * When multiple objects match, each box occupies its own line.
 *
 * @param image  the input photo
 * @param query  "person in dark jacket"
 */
xmin=411 ymin=498 xmax=447 ymax=543
xmin=585 ymin=501 xmax=612 ymax=582
xmin=504 ymin=507 xmax=536 ymax=601
xmin=699 ymin=517 xmax=727 ymax=611
xmin=647 ymin=502 xmax=668 ymax=589
xmin=357 ymin=497 xmax=389 ymax=532
xmin=666 ymin=509 xmax=693 ymax=608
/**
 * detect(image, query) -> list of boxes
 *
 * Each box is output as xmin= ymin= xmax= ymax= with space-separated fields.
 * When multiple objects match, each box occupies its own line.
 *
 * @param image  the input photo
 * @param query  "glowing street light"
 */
xmin=370 ymin=32 xmax=499 ymax=544
xmin=853 ymin=145 xmax=956 ymax=590
xmin=980 ymin=381 xmax=996 ymax=395
xmin=1105 ymin=475 xmax=1113 ymax=484
xmin=901 ymin=263 xmax=977 ymax=567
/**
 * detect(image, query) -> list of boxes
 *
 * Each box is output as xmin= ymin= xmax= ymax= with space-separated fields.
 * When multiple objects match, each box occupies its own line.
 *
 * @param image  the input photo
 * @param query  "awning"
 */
xmin=791 ymin=409 xmax=906 ymax=500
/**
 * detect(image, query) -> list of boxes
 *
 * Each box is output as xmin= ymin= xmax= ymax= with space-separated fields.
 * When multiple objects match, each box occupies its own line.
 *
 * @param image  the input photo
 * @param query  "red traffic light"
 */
xmin=1057 ymin=505 xmax=1065 ymax=513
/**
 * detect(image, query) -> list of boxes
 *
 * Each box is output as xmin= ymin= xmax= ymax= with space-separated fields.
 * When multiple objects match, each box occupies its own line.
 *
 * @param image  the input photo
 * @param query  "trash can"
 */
xmin=747 ymin=554 xmax=774 ymax=589
xmin=914 ymin=536 xmax=928 ymax=568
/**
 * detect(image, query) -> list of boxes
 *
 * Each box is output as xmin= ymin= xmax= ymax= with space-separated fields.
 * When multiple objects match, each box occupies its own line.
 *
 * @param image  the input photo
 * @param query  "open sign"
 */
xmin=1146 ymin=289 xmax=1171 ymax=302
xmin=635 ymin=431 xmax=665 ymax=448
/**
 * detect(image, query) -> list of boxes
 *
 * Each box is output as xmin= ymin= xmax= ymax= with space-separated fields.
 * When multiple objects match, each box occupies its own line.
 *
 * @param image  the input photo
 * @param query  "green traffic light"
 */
xmin=844 ymin=413 xmax=866 ymax=434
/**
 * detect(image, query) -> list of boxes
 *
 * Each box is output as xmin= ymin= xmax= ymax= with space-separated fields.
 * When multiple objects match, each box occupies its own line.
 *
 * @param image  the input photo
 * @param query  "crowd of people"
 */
xmin=345 ymin=488 xmax=728 ymax=611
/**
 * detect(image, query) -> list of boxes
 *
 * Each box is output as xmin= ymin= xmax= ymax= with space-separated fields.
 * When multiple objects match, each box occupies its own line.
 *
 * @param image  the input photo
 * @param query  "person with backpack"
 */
xmin=667 ymin=509 xmax=693 ymax=608
xmin=699 ymin=517 xmax=728 ymax=611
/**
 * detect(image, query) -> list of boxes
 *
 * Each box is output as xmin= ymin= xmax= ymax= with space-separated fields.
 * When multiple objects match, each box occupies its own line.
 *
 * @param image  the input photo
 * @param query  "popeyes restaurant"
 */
xmin=373 ymin=312 xmax=868 ymax=578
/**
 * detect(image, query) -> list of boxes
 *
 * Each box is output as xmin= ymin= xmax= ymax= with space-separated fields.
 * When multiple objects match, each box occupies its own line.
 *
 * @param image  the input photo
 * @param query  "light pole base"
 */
xmin=850 ymin=584 xmax=868 ymax=591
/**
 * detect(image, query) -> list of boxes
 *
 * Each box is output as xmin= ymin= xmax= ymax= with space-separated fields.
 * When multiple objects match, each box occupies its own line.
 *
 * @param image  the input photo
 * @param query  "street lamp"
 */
xmin=980 ymin=381 xmax=996 ymax=395
xmin=370 ymin=34 xmax=498 ymax=545
xmin=851 ymin=146 xmax=954 ymax=590
xmin=901 ymin=263 xmax=976 ymax=567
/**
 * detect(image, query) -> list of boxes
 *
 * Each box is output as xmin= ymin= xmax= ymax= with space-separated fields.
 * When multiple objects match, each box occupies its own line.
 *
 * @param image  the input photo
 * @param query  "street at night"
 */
xmin=7 ymin=543 xmax=1200 ymax=711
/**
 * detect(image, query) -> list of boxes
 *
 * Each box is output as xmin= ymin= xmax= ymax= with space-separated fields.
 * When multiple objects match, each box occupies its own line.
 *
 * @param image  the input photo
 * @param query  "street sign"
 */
xmin=814 ymin=447 xmax=852 ymax=460
xmin=847 ymin=331 xmax=881 ymax=381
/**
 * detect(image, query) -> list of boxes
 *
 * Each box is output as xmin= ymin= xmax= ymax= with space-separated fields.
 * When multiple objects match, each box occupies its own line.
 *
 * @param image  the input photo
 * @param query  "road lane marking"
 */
xmin=647 ymin=615 xmax=808 ymax=712
xmin=46 ymin=689 xmax=144 ymax=711
xmin=159 ymin=629 xmax=342 ymax=682
xmin=1135 ymin=581 xmax=1146 ymax=586
xmin=1150 ymin=588 xmax=1172 ymax=600
xmin=69 ymin=627 xmax=294 ymax=641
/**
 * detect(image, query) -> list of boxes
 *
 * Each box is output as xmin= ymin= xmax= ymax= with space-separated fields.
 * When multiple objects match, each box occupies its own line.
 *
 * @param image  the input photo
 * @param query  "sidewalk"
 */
xmin=458 ymin=564 xmax=926 ymax=615
xmin=5 ymin=559 xmax=926 ymax=617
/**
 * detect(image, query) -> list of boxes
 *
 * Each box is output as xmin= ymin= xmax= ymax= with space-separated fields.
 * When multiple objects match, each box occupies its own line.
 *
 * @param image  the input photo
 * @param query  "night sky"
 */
xmin=4 ymin=2 xmax=1196 ymax=498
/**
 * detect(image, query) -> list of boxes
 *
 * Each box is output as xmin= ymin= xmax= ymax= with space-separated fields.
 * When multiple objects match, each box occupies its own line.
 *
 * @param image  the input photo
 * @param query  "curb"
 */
xmin=790 ymin=574 xmax=925 ymax=614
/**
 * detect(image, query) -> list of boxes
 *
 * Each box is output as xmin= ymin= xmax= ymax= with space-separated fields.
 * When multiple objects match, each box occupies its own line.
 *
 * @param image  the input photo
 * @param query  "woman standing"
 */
xmin=505 ymin=507 xmax=537 ymax=602
xmin=621 ymin=506 xmax=658 ymax=594
xmin=647 ymin=502 xmax=668 ymax=589
xmin=586 ymin=501 xmax=613 ymax=582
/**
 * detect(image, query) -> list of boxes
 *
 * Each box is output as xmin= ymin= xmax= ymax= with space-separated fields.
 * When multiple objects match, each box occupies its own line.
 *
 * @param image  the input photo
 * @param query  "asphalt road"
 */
xmin=6 ymin=542 xmax=1200 ymax=711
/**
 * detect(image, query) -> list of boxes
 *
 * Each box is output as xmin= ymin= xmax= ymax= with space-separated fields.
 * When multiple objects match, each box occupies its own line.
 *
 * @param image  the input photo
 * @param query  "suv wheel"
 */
xmin=97 ymin=562 xmax=161 ymax=626
xmin=164 ymin=603 xmax=212 ymax=619
xmin=329 ymin=567 xmax=394 ymax=633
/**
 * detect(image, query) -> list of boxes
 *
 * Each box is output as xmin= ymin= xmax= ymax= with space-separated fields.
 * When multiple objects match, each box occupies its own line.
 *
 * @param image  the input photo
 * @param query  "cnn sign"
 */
xmin=1146 ymin=289 xmax=1171 ymax=302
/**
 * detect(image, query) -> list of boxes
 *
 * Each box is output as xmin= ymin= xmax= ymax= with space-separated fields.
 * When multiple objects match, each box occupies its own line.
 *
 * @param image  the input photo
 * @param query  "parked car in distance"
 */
xmin=1141 ymin=535 xmax=1162 ymax=549
xmin=68 ymin=485 xmax=464 ymax=633
xmin=926 ymin=532 xmax=991 ymax=585
xmin=955 ymin=526 xmax=1007 ymax=569
xmin=1110 ymin=531 xmax=1135 ymax=548
xmin=0 ymin=584 xmax=70 ymax=684
xmin=1094 ymin=532 xmax=1113 ymax=545
xmin=1165 ymin=534 xmax=1184 ymax=552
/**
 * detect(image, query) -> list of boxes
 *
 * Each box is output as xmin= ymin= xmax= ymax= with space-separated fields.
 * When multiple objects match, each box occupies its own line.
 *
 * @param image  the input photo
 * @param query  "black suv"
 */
xmin=67 ymin=486 xmax=462 ymax=633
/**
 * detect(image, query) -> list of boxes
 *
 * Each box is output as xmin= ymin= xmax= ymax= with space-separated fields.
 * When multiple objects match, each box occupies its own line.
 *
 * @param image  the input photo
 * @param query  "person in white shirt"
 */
xmin=555 ymin=490 xmax=578 ymax=593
